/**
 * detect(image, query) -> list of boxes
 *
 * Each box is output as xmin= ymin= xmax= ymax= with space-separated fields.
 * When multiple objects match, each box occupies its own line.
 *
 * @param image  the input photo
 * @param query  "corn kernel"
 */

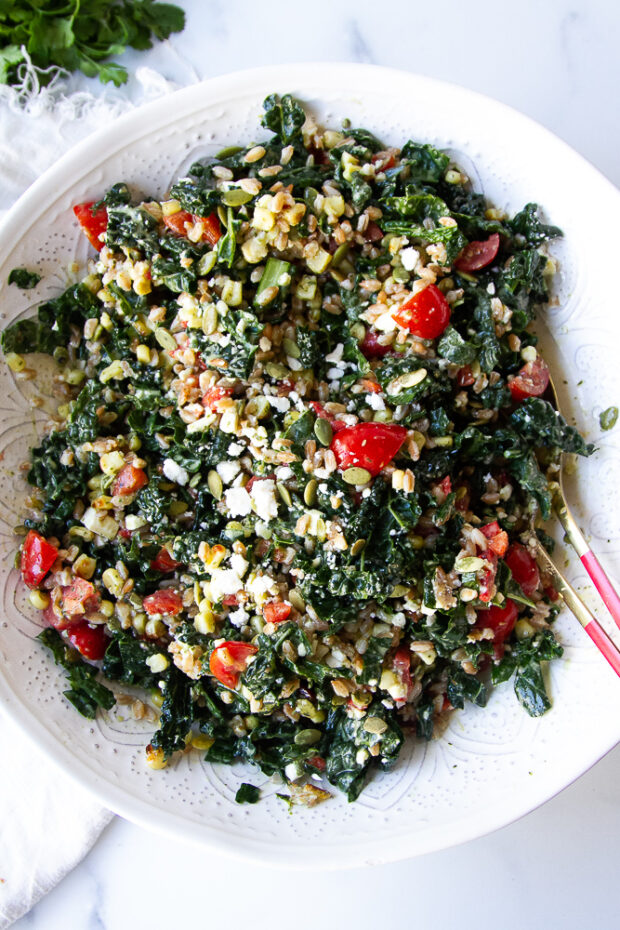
xmin=99 ymin=600 xmax=115 ymax=618
xmin=29 ymin=589 xmax=50 ymax=610
xmin=136 ymin=344 xmax=151 ymax=364
xmin=133 ymin=612 xmax=147 ymax=635
xmin=146 ymin=653 xmax=169 ymax=673
xmin=6 ymin=353 xmax=25 ymax=372
xmin=100 ymin=311 xmax=113 ymax=331
xmin=102 ymin=568 xmax=124 ymax=597
xmin=145 ymin=745 xmax=168 ymax=770
xmin=100 ymin=451 xmax=125 ymax=475
xmin=100 ymin=360 xmax=126 ymax=383
xmin=73 ymin=554 xmax=96 ymax=580
xmin=161 ymin=199 xmax=181 ymax=216
xmin=190 ymin=733 xmax=214 ymax=751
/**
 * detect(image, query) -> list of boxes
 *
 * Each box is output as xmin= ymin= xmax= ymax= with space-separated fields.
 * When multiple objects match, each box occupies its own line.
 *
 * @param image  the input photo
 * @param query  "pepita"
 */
xmin=342 ymin=466 xmax=372 ymax=485
xmin=304 ymin=478 xmax=318 ymax=506
xmin=314 ymin=417 xmax=333 ymax=446
xmin=207 ymin=470 xmax=223 ymax=500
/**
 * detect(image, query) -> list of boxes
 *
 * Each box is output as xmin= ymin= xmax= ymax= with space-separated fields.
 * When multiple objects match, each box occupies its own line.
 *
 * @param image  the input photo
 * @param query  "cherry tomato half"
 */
xmin=202 ymin=385 xmax=233 ymax=411
xmin=330 ymin=422 xmax=408 ymax=476
xmin=143 ymin=590 xmax=184 ymax=616
xmin=508 ymin=356 xmax=550 ymax=403
xmin=61 ymin=578 xmax=100 ymax=617
xmin=480 ymin=521 xmax=509 ymax=558
xmin=20 ymin=530 xmax=58 ymax=588
xmin=309 ymin=402 xmax=346 ymax=433
xmin=112 ymin=464 xmax=148 ymax=497
xmin=73 ymin=202 xmax=108 ymax=251
xmin=163 ymin=210 xmax=221 ymax=245
xmin=505 ymin=543 xmax=540 ymax=596
xmin=263 ymin=601 xmax=292 ymax=624
xmin=150 ymin=548 xmax=180 ymax=573
xmin=392 ymin=284 xmax=451 ymax=340
xmin=454 ymin=233 xmax=500 ymax=272
xmin=209 ymin=641 xmax=258 ymax=689
xmin=67 ymin=621 xmax=108 ymax=661
xmin=476 ymin=599 xmax=519 ymax=644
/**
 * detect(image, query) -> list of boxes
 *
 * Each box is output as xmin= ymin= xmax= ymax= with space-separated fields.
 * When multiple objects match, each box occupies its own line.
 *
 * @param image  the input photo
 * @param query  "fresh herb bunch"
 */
xmin=0 ymin=0 xmax=185 ymax=87
xmin=2 ymin=94 xmax=593 ymax=805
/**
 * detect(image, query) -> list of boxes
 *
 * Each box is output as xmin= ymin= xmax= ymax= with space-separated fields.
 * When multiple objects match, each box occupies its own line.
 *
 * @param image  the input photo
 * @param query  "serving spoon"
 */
xmin=547 ymin=377 xmax=620 ymax=631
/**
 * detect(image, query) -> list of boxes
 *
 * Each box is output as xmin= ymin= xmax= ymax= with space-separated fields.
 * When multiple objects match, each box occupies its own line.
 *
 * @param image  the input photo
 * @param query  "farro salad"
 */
xmin=2 ymin=94 xmax=594 ymax=805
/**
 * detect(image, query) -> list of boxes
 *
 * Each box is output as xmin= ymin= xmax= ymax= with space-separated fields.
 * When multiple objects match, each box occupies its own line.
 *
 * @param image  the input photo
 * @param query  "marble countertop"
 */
xmin=9 ymin=0 xmax=620 ymax=927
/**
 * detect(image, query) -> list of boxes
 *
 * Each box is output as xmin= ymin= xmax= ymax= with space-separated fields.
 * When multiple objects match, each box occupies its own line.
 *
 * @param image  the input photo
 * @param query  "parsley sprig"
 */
xmin=0 ymin=0 xmax=186 ymax=87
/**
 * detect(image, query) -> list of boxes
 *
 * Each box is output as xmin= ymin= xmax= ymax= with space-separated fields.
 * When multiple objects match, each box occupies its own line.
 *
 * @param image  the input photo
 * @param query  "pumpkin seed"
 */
xmin=342 ymin=466 xmax=372 ymax=485
xmin=197 ymin=252 xmax=217 ymax=277
xmin=276 ymin=482 xmax=292 ymax=507
xmin=387 ymin=368 xmax=427 ymax=395
xmin=332 ymin=242 xmax=350 ymax=267
xmin=222 ymin=188 xmax=253 ymax=206
xmin=294 ymin=728 xmax=322 ymax=747
xmin=314 ymin=417 xmax=333 ymax=446
xmin=265 ymin=361 xmax=289 ymax=380
xmin=304 ymin=478 xmax=318 ymax=506
xmin=350 ymin=538 xmax=366 ymax=557
xmin=216 ymin=145 xmax=243 ymax=159
xmin=288 ymin=588 xmax=305 ymax=612
xmin=154 ymin=328 xmax=177 ymax=351
xmin=207 ymin=470 xmax=223 ymax=500
xmin=282 ymin=337 xmax=300 ymax=359
xmin=202 ymin=304 xmax=218 ymax=335
xmin=455 ymin=555 xmax=486 ymax=573
xmin=245 ymin=396 xmax=270 ymax=419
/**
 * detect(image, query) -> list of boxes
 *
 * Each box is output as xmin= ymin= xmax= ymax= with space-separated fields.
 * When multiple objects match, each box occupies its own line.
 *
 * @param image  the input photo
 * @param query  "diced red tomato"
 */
xmin=330 ymin=422 xmax=407 ymax=476
xmin=222 ymin=594 xmax=239 ymax=607
xmin=20 ymin=530 xmax=58 ymax=588
xmin=309 ymin=402 xmax=346 ymax=433
xmin=202 ymin=385 xmax=233 ymax=411
xmin=118 ymin=528 xmax=133 ymax=540
xmin=371 ymin=151 xmax=396 ymax=171
xmin=73 ymin=202 xmax=108 ymax=251
xmin=163 ymin=210 xmax=221 ymax=245
xmin=508 ymin=356 xmax=550 ymax=403
xmin=361 ymin=378 xmax=382 ymax=394
xmin=360 ymin=330 xmax=390 ymax=359
xmin=505 ymin=543 xmax=540 ymax=596
xmin=67 ymin=621 xmax=108 ymax=661
xmin=143 ymin=589 xmax=183 ymax=616
xmin=393 ymin=645 xmax=414 ymax=702
xmin=438 ymin=475 xmax=452 ymax=497
xmin=43 ymin=601 xmax=76 ymax=632
xmin=307 ymin=755 xmax=327 ymax=772
xmin=454 ymin=233 xmax=500 ymax=272
xmin=262 ymin=601 xmax=292 ymax=624
xmin=150 ymin=548 xmax=180 ymax=573
xmin=209 ymin=641 xmax=258 ymax=689
xmin=456 ymin=364 xmax=475 ymax=387
xmin=544 ymin=584 xmax=560 ymax=603
xmin=61 ymin=578 xmax=100 ymax=616
xmin=112 ymin=464 xmax=148 ymax=497
xmin=392 ymin=284 xmax=451 ymax=340
xmin=476 ymin=599 xmax=519 ymax=644
xmin=480 ymin=521 xmax=509 ymax=558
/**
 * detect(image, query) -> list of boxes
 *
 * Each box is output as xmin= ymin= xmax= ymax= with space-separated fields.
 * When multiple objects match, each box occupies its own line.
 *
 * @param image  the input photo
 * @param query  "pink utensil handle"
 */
xmin=583 ymin=619 xmax=620 ymax=677
xmin=580 ymin=550 xmax=620 ymax=632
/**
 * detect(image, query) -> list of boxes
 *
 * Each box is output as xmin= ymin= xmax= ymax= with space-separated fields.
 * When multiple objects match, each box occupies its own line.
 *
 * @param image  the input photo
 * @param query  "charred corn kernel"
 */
xmin=6 ymin=352 xmax=26 ymax=372
xmin=200 ymin=543 xmax=226 ymax=570
xmin=73 ymin=554 xmax=96 ymax=580
xmin=92 ymin=495 xmax=113 ymax=510
xmin=145 ymin=745 xmax=167 ymax=770
xmin=136 ymin=344 xmax=152 ymax=364
xmin=100 ymin=360 xmax=125 ymax=383
xmin=161 ymin=199 xmax=181 ymax=216
xmin=190 ymin=733 xmax=214 ymax=751
xmin=65 ymin=368 xmax=86 ymax=385
xmin=100 ymin=311 xmax=113 ymax=331
xmin=100 ymin=451 xmax=124 ymax=475
xmin=29 ymin=589 xmax=50 ymax=610
xmin=145 ymin=618 xmax=166 ymax=638
xmin=99 ymin=600 xmax=115 ymax=618
xmin=221 ymin=279 xmax=243 ymax=307
xmin=102 ymin=568 xmax=124 ymax=597
xmin=146 ymin=653 xmax=169 ymax=673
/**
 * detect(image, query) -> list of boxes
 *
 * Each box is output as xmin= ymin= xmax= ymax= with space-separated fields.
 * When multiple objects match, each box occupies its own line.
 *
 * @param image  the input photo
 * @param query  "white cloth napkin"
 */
xmin=0 ymin=54 xmax=180 ymax=929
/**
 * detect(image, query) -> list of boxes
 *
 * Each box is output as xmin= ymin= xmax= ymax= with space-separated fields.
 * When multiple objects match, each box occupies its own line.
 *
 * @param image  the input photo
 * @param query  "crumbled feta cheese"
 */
xmin=230 ymin=552 xmax=249 ymax=577
xmin=246 ymin=573 xmax=278 ymax=602
xmin=326 ymin=367 xmax=344 ymax=380
xmin=216 ymin=460 xmax=241 ymax=484
xmin=373 ymin=312 xmax=399 ymax=333
xmin=366 ymin=392 xmax=385 ymax=410
xmin=267 ymin=395 xmax=291 ymax=413
xmin=250 ymin=478 xmax=278 ymax=522
xmin=227 ymin=442 xmax=244 ymax=456
xmin=209 ymin=568 xmax=244 ymax=601
xmin=163 ymin=458 xmax=189 ymax=486
xmin=325 ymin=342 xmax=344 ymax=363
xmin=228 ymin=606 xmax=250 ymax=628
xmin=224 ymin=486 xmax=252 ymax=517
xmin=400 ymin=247 xmax=420 ymax=271
xmin=275 ymin=465 xmax=293 ymax=481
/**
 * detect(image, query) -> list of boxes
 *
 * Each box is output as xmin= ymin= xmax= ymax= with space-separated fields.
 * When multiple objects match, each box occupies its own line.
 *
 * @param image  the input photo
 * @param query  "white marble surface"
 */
xmin=8 ymin=0 xmax=620 ymax=926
